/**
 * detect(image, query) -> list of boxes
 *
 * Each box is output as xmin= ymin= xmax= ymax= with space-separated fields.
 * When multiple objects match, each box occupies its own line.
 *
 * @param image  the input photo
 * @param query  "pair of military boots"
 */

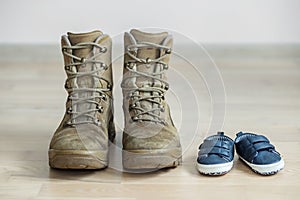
xmin=48 ymin=29 xmax=182 ymax=170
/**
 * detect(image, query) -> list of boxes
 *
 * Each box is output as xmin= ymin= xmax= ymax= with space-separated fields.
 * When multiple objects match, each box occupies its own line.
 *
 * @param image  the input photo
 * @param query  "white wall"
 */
xmin=1 ymin=0 xmax=299 ymax=44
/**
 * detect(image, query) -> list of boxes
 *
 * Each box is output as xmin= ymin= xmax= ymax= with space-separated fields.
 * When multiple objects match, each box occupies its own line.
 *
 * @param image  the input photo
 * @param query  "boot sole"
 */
xmin=48 ymin=149 xmax=108 ymax=170
xmin=122 ymin=148 xmax=182 ymax=170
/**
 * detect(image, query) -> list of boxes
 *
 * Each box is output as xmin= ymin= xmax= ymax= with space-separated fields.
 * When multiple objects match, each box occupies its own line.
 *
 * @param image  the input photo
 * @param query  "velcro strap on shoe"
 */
xmin=199 ymin=147 xmax=230 ymax=157
xmin=248 ymin=135 xmax=269 ymax=144
xmin=242 ymin=148 xmax=258 ymax=162
xmin=253 ymin=142 xmax=274 ymax=151
xmin=199 ymin=140 xmax=231 ymax=150
xmin=236 ymin=135 xmax=275 ymax=162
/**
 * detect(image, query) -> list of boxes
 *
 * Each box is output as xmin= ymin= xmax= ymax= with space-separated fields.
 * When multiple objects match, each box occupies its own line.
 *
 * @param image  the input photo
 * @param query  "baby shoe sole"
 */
xmin=238 ymin=155 xmax=284 ymax=175
xmin=196 ymin=161 xmax=233 ymax=175
xmin=48 ymin=149 xmax=108 ymax=169
xmin=122 ymin=148 xmax=182 ymax=170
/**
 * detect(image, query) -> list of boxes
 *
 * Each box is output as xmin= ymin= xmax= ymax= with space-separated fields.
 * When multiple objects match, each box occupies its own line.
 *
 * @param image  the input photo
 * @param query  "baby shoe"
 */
xmin=235 ymin=131 xmax=284 ymax=175
xmin=197 ymin=132 xmax=235 ymax=175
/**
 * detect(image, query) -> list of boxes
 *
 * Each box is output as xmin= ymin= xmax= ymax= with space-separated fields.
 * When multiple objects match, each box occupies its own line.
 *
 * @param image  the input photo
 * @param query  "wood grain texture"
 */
xmin=0 ymin=44 xmax=299 ymax=200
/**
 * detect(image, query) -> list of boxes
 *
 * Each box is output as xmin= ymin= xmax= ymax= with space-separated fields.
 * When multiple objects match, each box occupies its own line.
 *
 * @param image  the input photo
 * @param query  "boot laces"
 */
xmin=122 ymin=42 xmax=171 ymax=124
xmin=63 ymin=42 xmax=111 ymax=126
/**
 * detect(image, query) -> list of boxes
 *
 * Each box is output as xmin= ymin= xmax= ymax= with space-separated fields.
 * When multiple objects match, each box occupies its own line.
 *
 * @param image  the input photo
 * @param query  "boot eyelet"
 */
xmin=128 ymin=63 xmax=132 ymax=69
xmin=159 ymin=105 xmax=165 ymax=112
xmin=165 ymin=48 xmax=171 ymax=54
xmin=132 ymin=116 xmax=139 ymax=121
xmin=127 ymin=48 xmax=137 ymax=55
xmin=129 ymin=92 xmax=135 ymax=98
xmin=96 ymin=105 xmax=104 ymax=113
xmin=95 ymin=119 xmax=101 ymax=126
xmin=65 ymin=65 xmax=70 ymax=70
xmin=67 ymin=107 xmax=73 ymax=114
xmin=130 ymin=103 xmax=137 ymax=110
xmin=146 ymin=58 xmax=152 ymax=64
xmin=126 ymin=62 xmax=135 ymax=69
xmin=102 ymin=63 xmax=108 ymax=70
xmin=101 ymin=94 xmax=107 ymax=101
xmin=164 ymin=84 xmax=169 ymax=90
xmin=101 ymin=47 xmax=107 ymax=53
xmin=163 ymin=65 xmax=169 ymax=70
xmin=107 ymin=84 xmax=112 ymax=90
xmin=81 ymin=57 xmax=86 ymax=63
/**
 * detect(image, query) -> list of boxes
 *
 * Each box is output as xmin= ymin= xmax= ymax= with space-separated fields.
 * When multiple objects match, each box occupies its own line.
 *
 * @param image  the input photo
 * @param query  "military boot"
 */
xmin=121 ymin=29 xmax=182 ymax=169
xmin=49 ymin=30 xmax=115 ymax=169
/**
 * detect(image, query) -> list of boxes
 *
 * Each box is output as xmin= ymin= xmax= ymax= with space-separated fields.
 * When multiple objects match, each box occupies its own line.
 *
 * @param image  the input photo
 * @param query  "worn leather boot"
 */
xmin=49 ymin=30 xmax=115 ymax=169
xmin=121 ymin=29 xmax=182 ymax=169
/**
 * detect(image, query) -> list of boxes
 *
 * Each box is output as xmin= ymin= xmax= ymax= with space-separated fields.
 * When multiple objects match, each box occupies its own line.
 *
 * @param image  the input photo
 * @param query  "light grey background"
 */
xmin=0 ymin=0 xmax=299 ymax=44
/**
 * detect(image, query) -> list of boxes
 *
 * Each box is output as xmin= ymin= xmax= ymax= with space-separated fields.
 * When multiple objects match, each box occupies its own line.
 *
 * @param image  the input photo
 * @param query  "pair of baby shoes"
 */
xmin=197 ymin=131 xmax=284 ymax=176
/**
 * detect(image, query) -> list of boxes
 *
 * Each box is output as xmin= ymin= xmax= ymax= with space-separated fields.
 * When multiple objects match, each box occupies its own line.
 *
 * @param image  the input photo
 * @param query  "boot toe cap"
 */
xmin=50 ymin=124 xmax=108 ymax=151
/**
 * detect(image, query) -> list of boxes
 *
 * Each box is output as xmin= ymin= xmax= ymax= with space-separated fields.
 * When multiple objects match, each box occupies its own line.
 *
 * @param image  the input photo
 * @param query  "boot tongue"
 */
xmin=130 ymin=29 xmax=168 ymax=44
xmin=67 ymin=31 xmax=103 ymax=123
xmin=67 ymin=30 xmax=102 ymax=88
xmin=129 ymin=30 xmax=169 ymax=122
xmin=130 ymin=29 xmax=169 ymax=86
xmin=68 ymin=30 xmax=102 ymax=58
xmin=130 ymin=29 xmax=168 ymax=60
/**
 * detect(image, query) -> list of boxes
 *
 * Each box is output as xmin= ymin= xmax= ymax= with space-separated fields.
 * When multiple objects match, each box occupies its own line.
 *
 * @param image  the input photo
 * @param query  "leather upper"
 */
xmin=197 ymin=132 xmax=235 ymax=165
xmin=49 ymin=31 xmax=115 ymax=152
xmin=122 ymin=29 xmax=181 ymax=151
xmin=235 ymin=132 xmax=282 ymax=165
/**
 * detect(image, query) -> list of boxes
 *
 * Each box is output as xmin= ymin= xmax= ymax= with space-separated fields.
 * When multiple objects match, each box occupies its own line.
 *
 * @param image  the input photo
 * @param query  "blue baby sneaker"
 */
xmin=235 ymin=131 xmax=284 ymax=175
xmin=197 ymin=132 xmax=235 ymax=175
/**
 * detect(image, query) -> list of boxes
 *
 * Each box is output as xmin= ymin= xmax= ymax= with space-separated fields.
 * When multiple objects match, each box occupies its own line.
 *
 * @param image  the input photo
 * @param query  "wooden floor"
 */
xmin=0 ymin=44 xmax=299 ymax=200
